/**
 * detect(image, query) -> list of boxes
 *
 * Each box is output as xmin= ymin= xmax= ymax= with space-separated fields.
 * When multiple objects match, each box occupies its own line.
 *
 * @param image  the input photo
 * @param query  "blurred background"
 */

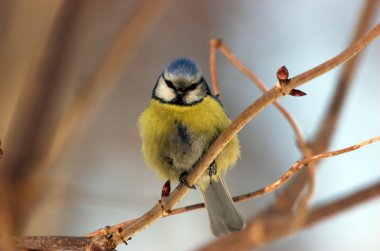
xmin=0 ymin=0 xmax=379 ymax=250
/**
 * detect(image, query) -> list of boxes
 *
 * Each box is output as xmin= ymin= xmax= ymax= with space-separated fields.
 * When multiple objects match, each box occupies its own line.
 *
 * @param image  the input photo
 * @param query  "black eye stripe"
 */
xmin=162 ymin=76 xmax=176 ymax=90
xmin=186 ymin=77 xmax=205 ymax=91
xmin=187 ymin=83 xmax=198 ymax=91
xmin=162 ymin=76 xmax=204 ymax=91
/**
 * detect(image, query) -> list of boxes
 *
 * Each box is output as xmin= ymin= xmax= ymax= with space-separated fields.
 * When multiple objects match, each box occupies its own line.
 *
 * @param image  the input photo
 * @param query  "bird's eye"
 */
xmin=164 ymin=79 xmax=176 ymax=90
xmin=187 ymin=83 xmax=198 ymax=91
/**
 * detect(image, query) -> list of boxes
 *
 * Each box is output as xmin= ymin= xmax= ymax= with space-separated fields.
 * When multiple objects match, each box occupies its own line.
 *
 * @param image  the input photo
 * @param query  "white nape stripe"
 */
xmin=164 ymin=72 xmax=201 ymax=84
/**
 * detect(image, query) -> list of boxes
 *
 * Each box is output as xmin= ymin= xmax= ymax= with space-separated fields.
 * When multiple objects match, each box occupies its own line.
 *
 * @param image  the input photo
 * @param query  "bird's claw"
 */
xmin=179 ymin=172 xmax=196 ymax=189
xmin=208 ymin=161 xmax=217 ymax=178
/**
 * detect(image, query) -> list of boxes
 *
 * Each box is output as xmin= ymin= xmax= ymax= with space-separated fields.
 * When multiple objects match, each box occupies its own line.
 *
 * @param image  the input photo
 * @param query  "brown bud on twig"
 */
xmin=159 ymin=180 xmax=172 ymax=215
xmin=277 ymin=65 xmax=289 ymax=82
xmin=161 ymin=180 xmax=171 ymax=197
xmin=290 ymin=89 xmax=307 ymax=97
xmin=276 ymin=66 xmax=306 ymax=97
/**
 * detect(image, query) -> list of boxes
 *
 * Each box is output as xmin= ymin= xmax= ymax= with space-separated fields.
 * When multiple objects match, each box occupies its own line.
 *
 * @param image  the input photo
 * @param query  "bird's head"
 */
xmin=153 ymin=58 xmax=210 ymax=105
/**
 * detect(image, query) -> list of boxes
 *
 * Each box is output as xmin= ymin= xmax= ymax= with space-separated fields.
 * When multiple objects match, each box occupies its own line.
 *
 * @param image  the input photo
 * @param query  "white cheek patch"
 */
xmin=184 ymin=87 xmax=202 ymax=103
xmin=155 ymin=79 xmax=176 ymax=102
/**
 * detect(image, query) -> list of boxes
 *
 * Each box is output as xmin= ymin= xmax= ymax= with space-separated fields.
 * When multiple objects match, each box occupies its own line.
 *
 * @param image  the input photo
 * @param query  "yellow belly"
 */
xmin=139 ymin=96 xmax=240 ymax=189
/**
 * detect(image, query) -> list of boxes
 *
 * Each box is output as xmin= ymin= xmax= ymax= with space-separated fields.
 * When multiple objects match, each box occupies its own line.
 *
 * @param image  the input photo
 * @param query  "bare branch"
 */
xmin=209 ymin=39 xmax=220 ymax=97
xmin=11 ymin=236 xmax=94 ymax=251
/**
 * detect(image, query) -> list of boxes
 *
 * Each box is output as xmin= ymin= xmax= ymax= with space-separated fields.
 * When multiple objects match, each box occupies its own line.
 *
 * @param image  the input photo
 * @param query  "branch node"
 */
xmin=210 ymin=38 xmax=223 ymax=48
xmin=105 ymin=233 xmax=113 ymax=240
xmin=116 ymin=227 xmax=129 ymax=246
xmin=276 ymin=65 xmax=293 ymax=95
xmin=275 ymin=82 xmax=287 ymax=96
xmin=159 ymin=199 xmax=172 ymax=216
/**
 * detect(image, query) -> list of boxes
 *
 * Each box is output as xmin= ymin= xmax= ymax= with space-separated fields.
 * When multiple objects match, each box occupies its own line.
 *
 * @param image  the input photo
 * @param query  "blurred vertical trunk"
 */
xmin=0 ymin=0 xmax=85 ymax=233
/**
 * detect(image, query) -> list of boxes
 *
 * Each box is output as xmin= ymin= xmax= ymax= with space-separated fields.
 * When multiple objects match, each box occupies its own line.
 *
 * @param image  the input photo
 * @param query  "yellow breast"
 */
xmin=139 ymin=96 xmax=240 ymax=189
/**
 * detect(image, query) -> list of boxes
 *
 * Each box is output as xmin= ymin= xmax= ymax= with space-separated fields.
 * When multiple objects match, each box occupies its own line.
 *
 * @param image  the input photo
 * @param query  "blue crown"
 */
xmin=165 ymin=58 xmax=200 ymax=77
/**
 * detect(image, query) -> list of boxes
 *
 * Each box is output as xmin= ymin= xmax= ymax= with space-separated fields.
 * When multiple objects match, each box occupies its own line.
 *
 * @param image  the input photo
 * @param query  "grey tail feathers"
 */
xmin=200 ymin=176 xmax=245 ymax=237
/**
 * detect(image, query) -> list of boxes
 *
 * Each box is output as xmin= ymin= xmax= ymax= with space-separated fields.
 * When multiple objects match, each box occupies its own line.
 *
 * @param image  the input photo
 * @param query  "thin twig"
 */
xmin=209 ymin=39 xmax=220 ymax=97
xmin=8 ymin=180 xmax=380 ymax=251
xmin=313 ymin=0 xmax=377 ymax=153
xmin=302 ymin=0 xmax=378 ymax=211
xmin=209 ymin=38 xmax=308 ymax=153
xmin=283 ymin=23 xmax=380 ymax=92
xmin=157 ymin=136 xmax=380 ymax=216
xmin=197 ymin=181 xmax=380 ymax=251
xmin=276 ymin=0 xmax=378 ymax=214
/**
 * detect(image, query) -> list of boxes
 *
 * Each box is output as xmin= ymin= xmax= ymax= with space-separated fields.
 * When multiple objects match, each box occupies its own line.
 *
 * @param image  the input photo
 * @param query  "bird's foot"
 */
xmin=208 ymin=160 xmax=217 ymax=178
xmin=179 ymin=171 xmax=196 ymax=189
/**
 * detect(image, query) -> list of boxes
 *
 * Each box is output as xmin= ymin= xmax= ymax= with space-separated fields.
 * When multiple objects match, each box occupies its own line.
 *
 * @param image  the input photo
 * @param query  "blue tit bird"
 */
xmin=139 ymin=58 xmax=245 ymax=237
